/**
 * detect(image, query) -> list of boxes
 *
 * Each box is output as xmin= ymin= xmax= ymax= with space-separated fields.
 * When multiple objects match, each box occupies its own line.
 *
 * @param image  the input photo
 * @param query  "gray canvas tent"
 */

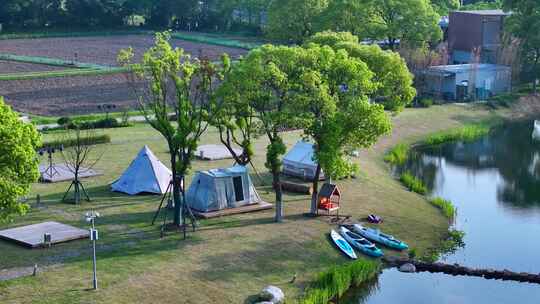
xmin=282 ymin=141 xmax=325 ymax=180
xmin=111 ymin=146 xmax=172 ymax=195
xmin=186 ymin=165 xmax=261 ymax=212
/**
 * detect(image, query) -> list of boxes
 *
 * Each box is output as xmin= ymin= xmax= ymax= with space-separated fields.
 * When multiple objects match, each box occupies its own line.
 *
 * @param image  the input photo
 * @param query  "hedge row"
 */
xmin=170 ymin=32 xmax=260 ymax=50
xmin=0 ymin=53 xmax=108 ymax=69
xmin=0 ymin=30 xmax=151 ymax=40
xmin=43 ymin=134 xmax=111 ymax=148
xmin=0 ymin=30 xmax=260 ymax=50
xmin=0 ymin=67 xmax=128 ymax=81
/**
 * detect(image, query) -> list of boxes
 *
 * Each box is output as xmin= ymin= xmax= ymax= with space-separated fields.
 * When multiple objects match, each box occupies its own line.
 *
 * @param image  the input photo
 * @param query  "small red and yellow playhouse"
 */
xmin=317 ymin=183 xmax=341 ymax=216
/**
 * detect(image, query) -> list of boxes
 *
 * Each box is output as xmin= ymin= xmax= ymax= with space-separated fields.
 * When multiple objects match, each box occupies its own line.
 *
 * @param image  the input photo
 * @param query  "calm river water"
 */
xmin=346 ymin=120 xmax=540 ymax=304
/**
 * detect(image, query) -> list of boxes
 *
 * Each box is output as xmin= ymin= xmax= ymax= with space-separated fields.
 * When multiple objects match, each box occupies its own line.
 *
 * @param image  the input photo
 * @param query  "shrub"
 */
xmin=68 ymin=117 xmax=131 ymax=130
xmin=76 ymin=117 xmax=120 ymax=129
xmin=43 ymin=134 xmax=111 ymax=148
xmin=419 ymin=98 xmax=433 ymax=108
xmin=400 ymin=172 xmax=427 ymax=194
xmin=408 ymin=248 xmax=417 ymax=259
xmin=421 ymin=229 xmax=466 ymax=262
xmin=384 ymin=143 xmax=410 ymax=165
xmin=429 ymin=197 xmax=456 ymax=219
xmin=299 ymin=260 xmax=380 ymax=304
xmin=57 ymin=116 xmax=72 ymax=126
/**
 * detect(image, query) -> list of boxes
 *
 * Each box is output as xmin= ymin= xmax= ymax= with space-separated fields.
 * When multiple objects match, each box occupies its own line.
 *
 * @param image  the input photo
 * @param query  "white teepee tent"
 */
xmin=111 ymin=146 xmax=172 ymax=195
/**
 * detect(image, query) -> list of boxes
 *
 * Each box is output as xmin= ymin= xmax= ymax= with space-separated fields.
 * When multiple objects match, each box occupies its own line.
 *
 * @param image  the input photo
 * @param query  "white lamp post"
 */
xmin=85 ymin=211 xmax=100 ymax=290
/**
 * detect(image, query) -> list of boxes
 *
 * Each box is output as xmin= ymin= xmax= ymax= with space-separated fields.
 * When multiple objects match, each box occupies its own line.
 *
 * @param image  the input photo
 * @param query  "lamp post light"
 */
xmin=85 ymin=211 xmax=100 ymax=290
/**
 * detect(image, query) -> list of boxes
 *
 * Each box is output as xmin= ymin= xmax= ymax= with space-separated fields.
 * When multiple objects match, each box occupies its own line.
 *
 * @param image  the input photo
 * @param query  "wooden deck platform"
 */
xmin=191 ymin=202 xmax=273 ymax=219
xmin=39 ymin=164 xmax=101 ymax=183
xmin=195 ymin=144 xmax=242 ymax=160
xmin=0 ymin=221 xmax=89 ymax=248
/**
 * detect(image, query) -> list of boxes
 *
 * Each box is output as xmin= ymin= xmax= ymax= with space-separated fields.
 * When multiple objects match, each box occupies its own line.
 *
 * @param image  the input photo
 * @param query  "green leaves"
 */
xmin=504 ymin=0 xmax=540 ymax=87
xmin=266 ymin=0 xmax=329 ymax=43
xmin=306 ymin=31 xmax=415 ymax=111
xmin=119 ymin=32 xmax=229 ymax=177
xmin=315 ymin=0 xmax=442 ymax=49
xmin=0 ymin=97 xmax=40 ymax=222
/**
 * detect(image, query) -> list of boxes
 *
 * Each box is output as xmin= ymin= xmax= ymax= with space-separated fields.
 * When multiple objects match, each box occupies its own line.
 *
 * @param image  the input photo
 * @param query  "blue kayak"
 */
xmin=351 ymin=224 xmax=409 ymax=251
xmin=330 ymin=229 xmax=357 ymax=259
xmin=339 ymin=226 xmax=383 ymax=257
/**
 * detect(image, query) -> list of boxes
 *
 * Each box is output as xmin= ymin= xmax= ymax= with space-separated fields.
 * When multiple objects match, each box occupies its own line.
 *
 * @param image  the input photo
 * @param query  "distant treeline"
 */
xmin=0 ymin=0 xmax=499 ymax=34
xmin=0 ymin=0 xmax=267 ymax=33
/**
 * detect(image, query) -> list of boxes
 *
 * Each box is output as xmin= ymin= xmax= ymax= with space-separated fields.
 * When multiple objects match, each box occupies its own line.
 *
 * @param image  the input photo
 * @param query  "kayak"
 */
xmin=339 ymin=226 xmax=383 ymax=257
xmin=350 ymin=224 xmax=409 ymax=251
xmin=330 ymin=229 xmax=357 ymax=259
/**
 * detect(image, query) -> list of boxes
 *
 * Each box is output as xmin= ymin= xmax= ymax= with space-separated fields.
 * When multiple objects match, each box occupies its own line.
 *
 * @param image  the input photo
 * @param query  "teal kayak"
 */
xmin=330 ymin=229 xmax=357 ymax=259
xmin=350 ymin=224 xmax=409 ymax=251
xmin=339 ymin=226 xmax=383 ymax=257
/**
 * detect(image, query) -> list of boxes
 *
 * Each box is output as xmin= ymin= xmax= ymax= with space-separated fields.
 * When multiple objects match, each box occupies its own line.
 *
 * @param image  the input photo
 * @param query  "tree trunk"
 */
xmin=310 ymin=164 xmax=322 ymax=215
xmin=533 ymin=51 xmax=539 ymax=94
xmin=171 ymin=154 xmax=183 ymax=226
xmin=74 ymin=179 xmax=80 ymax=204
xmin=273 ymin=171 xmax=283 ymax=222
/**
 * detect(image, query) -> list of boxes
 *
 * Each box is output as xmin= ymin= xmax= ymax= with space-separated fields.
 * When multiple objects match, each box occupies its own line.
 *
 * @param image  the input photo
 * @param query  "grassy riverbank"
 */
xmin=0 ymin=102 xmax=515 ymax=303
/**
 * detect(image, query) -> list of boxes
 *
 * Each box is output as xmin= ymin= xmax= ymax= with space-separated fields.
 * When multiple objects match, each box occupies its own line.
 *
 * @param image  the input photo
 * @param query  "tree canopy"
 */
xmin=318 ymin=0 xmax=442 ymax=49
xmin=431 ymin=0 xmax=460 ymax=15
xmin=503 ymin=0 xmax=540 ymax=91
xmin=221 ymin=44 xmax=304 ymax=222
xmin=266 ymin=0 xmax=328 ymax=43
xmin=0 ymin=97 xmax=41 ymax=222
xmin=222 ymin=42 xmax=394 ymax=216
xmin=305 ymin=31 xmax=416 ymax=111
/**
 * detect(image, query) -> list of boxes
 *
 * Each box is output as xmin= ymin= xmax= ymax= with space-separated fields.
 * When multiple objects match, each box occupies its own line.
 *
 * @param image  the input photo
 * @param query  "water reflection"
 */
xmin=407 ymin=120 xmax=540 ymax=210
xmin=350 ymin=120 xmax=540 ymax=304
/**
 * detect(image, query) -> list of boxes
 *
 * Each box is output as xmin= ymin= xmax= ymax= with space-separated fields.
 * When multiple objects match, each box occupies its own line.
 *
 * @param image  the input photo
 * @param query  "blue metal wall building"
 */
xmin=423 ymin=64 xmax=511 ymax=101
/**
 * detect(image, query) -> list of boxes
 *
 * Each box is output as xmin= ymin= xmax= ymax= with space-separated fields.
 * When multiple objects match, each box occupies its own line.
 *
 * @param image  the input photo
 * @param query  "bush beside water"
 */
xmin=384 ymin=143 xmax=410 ymax=165
xmin=429 ymin=197 xmax=456 ymax=220
xmin=298 ymin=260 xmax=380 ymax=304
xmin=424 ymin=125 xmax=489 ymax=146
xmin=400 ymin=172 xmax=427 ymax=194
xmin=423 ymin=229 xmax=466 ymax=262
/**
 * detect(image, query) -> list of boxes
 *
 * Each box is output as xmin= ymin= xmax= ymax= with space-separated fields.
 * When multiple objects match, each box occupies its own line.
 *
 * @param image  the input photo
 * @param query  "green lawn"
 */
xmin=0 ymin=103 xmax=502 ymax=303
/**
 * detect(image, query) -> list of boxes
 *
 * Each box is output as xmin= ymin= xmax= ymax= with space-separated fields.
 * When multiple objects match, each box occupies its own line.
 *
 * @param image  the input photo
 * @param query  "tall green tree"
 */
xmin=283 ymin=43 xmax=392 ymax=214
xmin=305 ymin=31 xmax=416 ymax=111
xmin=266 ymin=0 xmax=328 ymax=43
xmin=212 ymin=64 xmax=259 ymax=167
xmin=118 ymin=32 xmax=229 ymax=229
xmin=318 ymin=0 xmax=442 ymax=49
xmin=503 ymin=0 xmax=540 ymax=92
xmin=0 ymin=97 xmax=41 ymax=222
xmin=222 ymin=45 xmax=312 ymax=222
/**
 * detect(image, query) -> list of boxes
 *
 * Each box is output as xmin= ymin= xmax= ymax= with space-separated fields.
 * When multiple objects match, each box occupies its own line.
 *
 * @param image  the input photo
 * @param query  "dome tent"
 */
xmin=282 ymin=141 xmax=325 ymax=181
xmin=111 ymin=146 xmax=172 ymax=195
xmin=186 ymin=165 xmax=260 ymax=212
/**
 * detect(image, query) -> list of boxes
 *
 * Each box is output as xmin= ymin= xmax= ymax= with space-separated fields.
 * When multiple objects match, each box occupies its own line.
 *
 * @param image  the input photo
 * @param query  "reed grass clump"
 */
xmin=400 ymin=172 xmax=427 ymax=194
xmin=384 ymin=143 xmax=410 ymax=165
xmin=424 ymin=125 xmax=489 ymax=146
xmin=429 ymin=197 xmax=456 ymax=219
xmin=299 ymin=260 xmax=380 ymax=304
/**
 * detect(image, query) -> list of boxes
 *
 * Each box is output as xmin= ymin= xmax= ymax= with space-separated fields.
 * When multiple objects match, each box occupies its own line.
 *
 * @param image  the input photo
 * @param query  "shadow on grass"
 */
xmin=192 ymin=235 xmax=340 ymax=282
